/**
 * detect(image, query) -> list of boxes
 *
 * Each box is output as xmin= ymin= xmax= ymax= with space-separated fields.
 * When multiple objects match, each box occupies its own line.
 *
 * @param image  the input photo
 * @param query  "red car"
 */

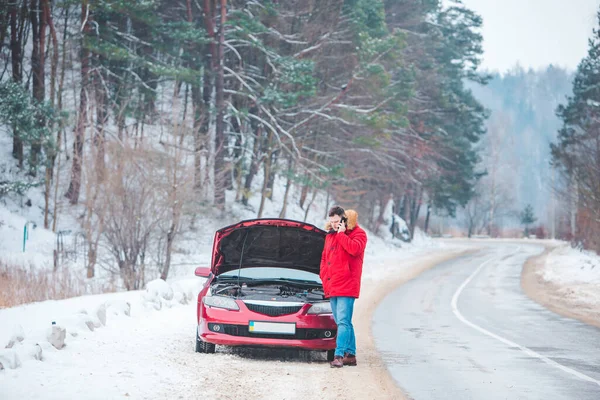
xmin=194 ymin=218 xmax=337 ymax=361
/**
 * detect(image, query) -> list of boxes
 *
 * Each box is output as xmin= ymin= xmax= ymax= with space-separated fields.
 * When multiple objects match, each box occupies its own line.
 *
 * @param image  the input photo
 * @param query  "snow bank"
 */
xmin=0 ymin=277 xmax=205 ymax=371
xmin=141 ymin=278 xmax=201 ymax=309
xmin=543 ymin=245 xmax=600 ymax=285
xmin=541 ymin=245 xmax=600 ymax=307
xmin=412 ymin=227 xmax=435 ymax=247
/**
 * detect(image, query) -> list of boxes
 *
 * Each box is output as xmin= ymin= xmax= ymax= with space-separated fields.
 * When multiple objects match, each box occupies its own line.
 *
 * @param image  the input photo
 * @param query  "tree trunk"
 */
xmin=231 ymin=113 xmax=243 ymax=178
xmin=570 ymin=180 xmax=577 ymax=241
xmin=257 ymin=131 xmax=273 ymax=218
xmin=233 ymin=121 xmax=244 ymax=202
xmin=161 ymin=221 xmax=177 ymax=280
xmin=408 ymin=187 xmax=423 ymax=238
xmin=303 ymin=189 xmax=317 ymax=222
xmin=198 ymin=0 xmax=216 ymax=203
xmin=279 ymin=157 xmax=294 ymax=218
xmin=167 ymin=130 xmax=186 ymax=278
xmin=213 ymin=0 xmax=227 ymax=209
xmin=424 ymin=203 xmax=431 ymax=233
xmin=266 ymin=149 xmax=279 ymax=200
xmin=0 ymin=0 xmax=9 ymax=55
xmin=87 ymin=245 xmax=96 ymax=278
xmin=30 ymin=0 xmax=46 ymax=176
xmin=231 ymin=109 xmax=244 ymax=194
xmin=185 ymin=0 xmax=203 ymax=195
xmin=299 ymin=180 xmax=309 ymax=209
xmin=52 ymin=5 xmax=69 ymax=232
xmin=66 ymin=0 xmax=91 ymax=205
xmin=93 ymin=67 xmax=107 ymax=181
xmin=43 ymin=163 xmax=52 ymax=228
xmin=83 ymin=177 xmax=102 ymax=278
xmin=241 ymin=130 xmax=262 ymax=206
xmin=192 ymin=83 xmax=204 ymax=190
xmin=402 ymin=192 xmax=410 ymax=227
xmin=44 ymin=0 xmax=58 ymax=108
xmin=42 ymin=0 xmax=59 ymax=229
xmin=324 ymin=189 xmax=330 ymax=219
xmin=373 ymin=196 xmax=387 ymax=234
xmin=9 ymin=1 xmax=24 ymax=167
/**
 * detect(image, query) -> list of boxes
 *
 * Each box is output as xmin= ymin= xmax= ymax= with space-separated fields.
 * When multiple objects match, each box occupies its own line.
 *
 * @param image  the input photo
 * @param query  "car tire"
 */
xmin=195 ymin=332 xmax=202 ymax=353
xmin=195 ymin=331 xmax=216 ymax=354
xmin=203 ymin=341 xmax=216 ymax=354
xmin=326 ymin=349 xmax=335 ymax=362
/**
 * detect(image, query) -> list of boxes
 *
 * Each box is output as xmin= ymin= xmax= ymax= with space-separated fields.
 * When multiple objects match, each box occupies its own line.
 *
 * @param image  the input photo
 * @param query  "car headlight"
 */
xmin=307 ymin=302 xmax=332 ymax=315
xmin=203 ymin=295 xmax=240 ymax=310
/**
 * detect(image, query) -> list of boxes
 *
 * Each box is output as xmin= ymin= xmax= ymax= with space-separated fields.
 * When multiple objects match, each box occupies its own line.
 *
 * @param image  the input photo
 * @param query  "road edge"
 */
xmin=521 ymin=245 xmax=600 ymax=330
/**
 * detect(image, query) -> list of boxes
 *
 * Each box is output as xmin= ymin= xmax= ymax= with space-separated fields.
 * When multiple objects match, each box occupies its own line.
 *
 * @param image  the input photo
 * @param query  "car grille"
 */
xmin=209 ymin=324 xmax=336 ymax=340
xmin=244 ymin=303 xmax=303 ymax=316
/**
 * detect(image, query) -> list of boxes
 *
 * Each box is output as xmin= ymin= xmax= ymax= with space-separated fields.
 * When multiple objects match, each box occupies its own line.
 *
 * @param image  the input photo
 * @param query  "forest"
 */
xmin=1 ymin=1 xmax=599 ymax=289
xmin=0 ymin=0 xmax=488 ymax=285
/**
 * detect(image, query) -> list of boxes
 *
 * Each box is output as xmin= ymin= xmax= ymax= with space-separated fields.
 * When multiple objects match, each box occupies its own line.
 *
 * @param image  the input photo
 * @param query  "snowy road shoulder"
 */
xmin=0 ymin=278 xmax=201 ymax=374
xmin=521 ymin=244 xmax=600 ymax=329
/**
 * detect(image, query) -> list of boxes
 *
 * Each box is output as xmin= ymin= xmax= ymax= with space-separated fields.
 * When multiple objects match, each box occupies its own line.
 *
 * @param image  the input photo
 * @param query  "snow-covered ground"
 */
xmin=6 ymin=196 xmax=600 ymax=399
xmin=540 ymin=244 xmax=600 ymax=308
xmin=0 ymin=231 xmax=455 ymax=399
xmin=0 ymin=277 xmax=205 ymax=399
xmin=0 ymin=206 xmax=56 ymax=269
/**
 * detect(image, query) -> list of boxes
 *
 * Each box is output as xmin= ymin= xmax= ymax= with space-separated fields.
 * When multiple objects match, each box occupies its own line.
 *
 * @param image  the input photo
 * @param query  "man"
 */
xmin=320 ymin=206 xmax=367 ymax=368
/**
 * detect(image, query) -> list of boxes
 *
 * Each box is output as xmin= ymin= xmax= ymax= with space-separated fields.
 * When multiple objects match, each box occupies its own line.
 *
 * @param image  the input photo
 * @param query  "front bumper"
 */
xmin=197 ymin=303 xmax=337 ymax=351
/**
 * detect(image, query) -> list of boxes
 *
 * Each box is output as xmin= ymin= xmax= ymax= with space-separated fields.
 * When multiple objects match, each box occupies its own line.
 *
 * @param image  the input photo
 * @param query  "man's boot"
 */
xmin=343 ymin=353 xmax=357 ymax=366
xmin=330 ymin=355 xmax=344 ymax=368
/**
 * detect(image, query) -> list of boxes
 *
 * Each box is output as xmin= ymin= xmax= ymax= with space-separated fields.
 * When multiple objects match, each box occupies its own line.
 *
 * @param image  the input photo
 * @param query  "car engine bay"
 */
xmin=210 ymin=281 xmax=325 ymax=303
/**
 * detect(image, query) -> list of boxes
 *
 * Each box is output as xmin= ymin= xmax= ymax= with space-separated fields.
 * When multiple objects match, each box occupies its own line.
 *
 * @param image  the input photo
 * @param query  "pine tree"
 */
xmin=0 ymin=81 xmax=58 ymax=199
xmin=551 ymin=9 xmax=600 ymax=252
xmin=520 ymin=204 xmax=536 ymax=237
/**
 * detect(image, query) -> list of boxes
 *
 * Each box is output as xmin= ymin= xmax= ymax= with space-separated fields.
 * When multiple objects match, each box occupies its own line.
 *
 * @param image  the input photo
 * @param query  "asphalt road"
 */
xmin=373 ymin=243 xmax=600 ymax=400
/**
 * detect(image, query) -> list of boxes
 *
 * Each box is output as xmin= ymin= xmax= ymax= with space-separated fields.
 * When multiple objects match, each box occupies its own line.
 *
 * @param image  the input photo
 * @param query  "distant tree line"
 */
xmin=460 ymin=66 xmax=573 ymax=238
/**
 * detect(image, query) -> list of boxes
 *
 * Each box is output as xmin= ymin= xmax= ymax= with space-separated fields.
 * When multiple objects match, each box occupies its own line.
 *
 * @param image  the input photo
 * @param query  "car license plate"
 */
xmin=249 ymin=321 xmax=296 ymax=335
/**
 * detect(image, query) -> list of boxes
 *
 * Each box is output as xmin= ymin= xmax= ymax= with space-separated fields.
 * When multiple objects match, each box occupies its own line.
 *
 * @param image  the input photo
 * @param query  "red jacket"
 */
xmin=319 ymin=223 xmax=367 ymax=298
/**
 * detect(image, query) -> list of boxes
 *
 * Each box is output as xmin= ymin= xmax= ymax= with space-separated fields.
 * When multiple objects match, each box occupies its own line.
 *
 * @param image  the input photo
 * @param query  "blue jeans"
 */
xmin=330 ymin=296 xmax=356 ymax=357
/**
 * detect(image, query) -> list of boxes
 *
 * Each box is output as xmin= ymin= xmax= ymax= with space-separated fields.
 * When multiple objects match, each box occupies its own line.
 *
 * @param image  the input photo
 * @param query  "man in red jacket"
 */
xmin=320 ymin=206 xmax=367 ymax=368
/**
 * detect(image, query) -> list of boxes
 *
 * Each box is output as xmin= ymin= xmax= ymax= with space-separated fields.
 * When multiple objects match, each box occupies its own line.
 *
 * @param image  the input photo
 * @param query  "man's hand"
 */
xmin=337 ymin=221 xmax=346 ymax=233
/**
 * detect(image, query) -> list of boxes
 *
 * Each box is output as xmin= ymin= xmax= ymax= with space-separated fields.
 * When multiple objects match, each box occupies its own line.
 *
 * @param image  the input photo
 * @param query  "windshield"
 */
xmin=218 ymin=267 xmax=322 ymax=284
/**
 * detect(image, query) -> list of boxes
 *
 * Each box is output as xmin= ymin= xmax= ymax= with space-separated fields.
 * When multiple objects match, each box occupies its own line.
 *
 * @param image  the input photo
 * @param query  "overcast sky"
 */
xmin=457 ymin=0 xmax=600 ymax=72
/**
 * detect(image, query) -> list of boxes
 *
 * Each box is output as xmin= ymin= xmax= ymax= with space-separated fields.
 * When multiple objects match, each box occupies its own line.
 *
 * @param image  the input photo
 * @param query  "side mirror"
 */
xmin=194 ymin=267 xmax=212 ymax=278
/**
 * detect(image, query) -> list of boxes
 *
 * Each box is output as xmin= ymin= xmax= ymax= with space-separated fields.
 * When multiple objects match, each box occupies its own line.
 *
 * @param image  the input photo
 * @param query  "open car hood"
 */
xmin=211 ymin=219 xmax=327 ymax=276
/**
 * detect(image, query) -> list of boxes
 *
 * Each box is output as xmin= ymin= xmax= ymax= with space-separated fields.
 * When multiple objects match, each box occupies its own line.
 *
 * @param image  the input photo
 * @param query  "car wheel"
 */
xmin=202 ymin=341 xmax=216 ymax=354
xmin=326 ymin=349 xmax=335 ymax=362
xmin=195 ymin=331 xmax=216 ymax=354
xmin=195 ymin=332 xmax=203 ymax=353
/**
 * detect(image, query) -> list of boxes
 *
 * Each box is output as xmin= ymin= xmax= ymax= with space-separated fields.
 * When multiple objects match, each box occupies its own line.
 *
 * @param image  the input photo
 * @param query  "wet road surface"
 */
xmin=373 ymin=243 xmax=600 ymax=400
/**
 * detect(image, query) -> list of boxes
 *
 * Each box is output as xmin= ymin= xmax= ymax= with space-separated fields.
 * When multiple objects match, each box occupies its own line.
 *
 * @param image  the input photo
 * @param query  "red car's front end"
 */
xmin=195 ymin=219 xmax=337 ymax=359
